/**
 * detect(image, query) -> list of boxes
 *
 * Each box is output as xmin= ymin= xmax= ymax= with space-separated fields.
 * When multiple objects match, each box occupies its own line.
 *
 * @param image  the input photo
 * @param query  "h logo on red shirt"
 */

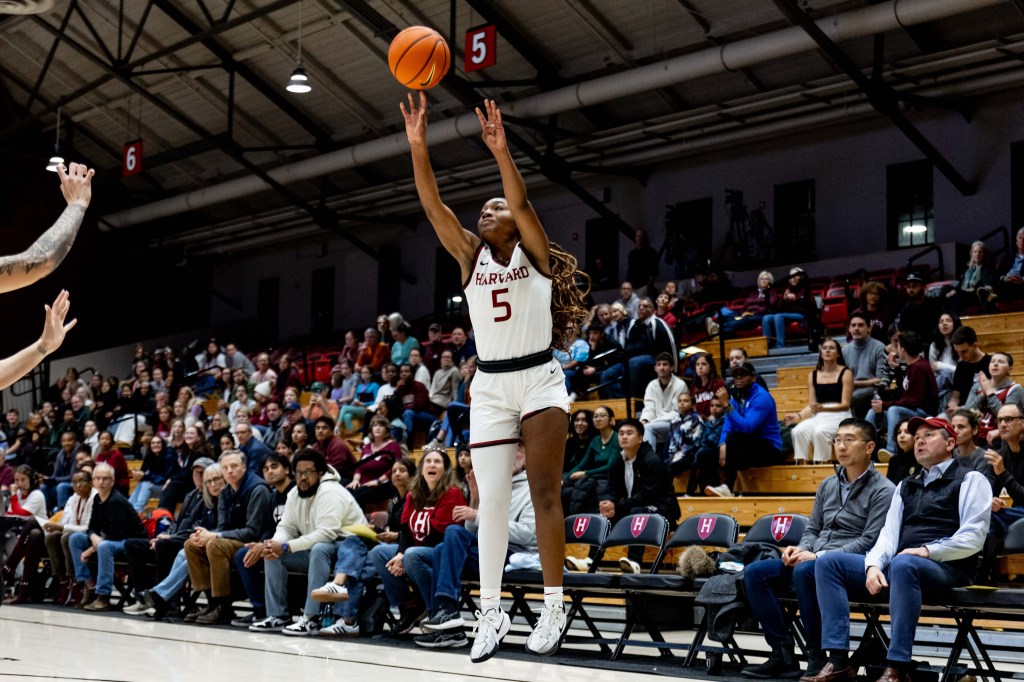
xmin=697 ymin=516 xmax=717 ymax=540
xmin=573 ymin=516 xmax=591 ymax=539
xmin=630 ymin=515 xmax=649 ymax=538
xmin=771 ymin=515 xmax=793 ymax=542
xmin=411 ymin=510 xmax=432 ymax=541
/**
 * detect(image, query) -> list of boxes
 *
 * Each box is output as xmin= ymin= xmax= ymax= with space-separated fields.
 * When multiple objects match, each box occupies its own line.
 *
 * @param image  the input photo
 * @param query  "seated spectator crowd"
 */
xmin=3 ymin=248 xmax=1024 ymax=678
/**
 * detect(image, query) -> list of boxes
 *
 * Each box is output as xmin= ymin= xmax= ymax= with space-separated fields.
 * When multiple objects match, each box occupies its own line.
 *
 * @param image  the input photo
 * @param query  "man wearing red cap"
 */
xmin=805 ymin=416 xmax=991 ymax=682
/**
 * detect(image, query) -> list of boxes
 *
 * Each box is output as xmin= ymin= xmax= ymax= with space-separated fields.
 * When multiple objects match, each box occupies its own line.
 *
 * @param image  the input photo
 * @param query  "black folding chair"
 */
xmin=685 ymin=513 xmax=810 ymax=670
xmin=613 ymin=513 xmax=740 ymax=659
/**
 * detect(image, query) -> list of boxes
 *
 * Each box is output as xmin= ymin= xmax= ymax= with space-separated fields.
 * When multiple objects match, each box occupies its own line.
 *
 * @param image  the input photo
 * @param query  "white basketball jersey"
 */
xmin=464 ymin=242 xmax=553 ymax=362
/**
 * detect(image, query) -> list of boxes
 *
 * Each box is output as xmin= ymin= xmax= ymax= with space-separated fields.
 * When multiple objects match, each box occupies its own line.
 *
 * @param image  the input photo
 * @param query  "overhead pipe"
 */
xmin=101 ymin=0 xmax=1007 ymax=230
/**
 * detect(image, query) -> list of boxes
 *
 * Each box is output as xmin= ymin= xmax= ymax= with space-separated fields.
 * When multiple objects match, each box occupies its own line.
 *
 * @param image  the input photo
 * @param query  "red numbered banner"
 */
xmin=464 ymin=25 xmax=496 ymax=72
xmin=123 ymin=140 xmax=143 ymax=177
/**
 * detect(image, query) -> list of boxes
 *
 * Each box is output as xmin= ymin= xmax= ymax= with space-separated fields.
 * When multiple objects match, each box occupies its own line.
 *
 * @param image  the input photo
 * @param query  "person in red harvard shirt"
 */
xmin=94 ymin=431 xmax=130 ymax=497
xmin=368 ymin=447 xmax=465 ymax=636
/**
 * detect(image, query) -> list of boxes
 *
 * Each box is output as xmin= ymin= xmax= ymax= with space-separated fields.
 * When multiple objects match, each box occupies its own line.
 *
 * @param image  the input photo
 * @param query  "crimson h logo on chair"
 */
xmin=573 ymin=516 xmax=591 ymax=539
xmin=697 ymin=515 xmax=717 ymax=540
xmin=630 ymin=515 xmax=649 ymax=538
xmin=771 ymin=515 xmax=793 ymax=542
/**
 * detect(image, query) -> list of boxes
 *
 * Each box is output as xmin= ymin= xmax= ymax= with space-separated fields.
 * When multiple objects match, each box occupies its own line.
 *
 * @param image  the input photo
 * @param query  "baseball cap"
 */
xmin=192 ymin=457 xmax=215 ymax=471
xmin=731 ymin=362 xmax=756 ymax=377
xmin=283 ymin=401 xmax=302 ymax=411
xmin=311 ymin=381 xmax=326 ymax=393
xmin=428 ymin=323 xmax=442 ymax=332
xmin=907 ymin=416 xmax=955 ymax=439
xmin=905 ymin=272 xmax=924 ymax=284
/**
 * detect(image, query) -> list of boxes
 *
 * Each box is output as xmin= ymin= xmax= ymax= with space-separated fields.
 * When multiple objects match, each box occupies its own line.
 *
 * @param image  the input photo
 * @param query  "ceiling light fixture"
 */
xmin=286 ymin=2 xmax=311 ymax=94
xmin=45 ymin=107 xmax=64 ymax=172
xmin=903 ymin=224 xmax=928 ymax=234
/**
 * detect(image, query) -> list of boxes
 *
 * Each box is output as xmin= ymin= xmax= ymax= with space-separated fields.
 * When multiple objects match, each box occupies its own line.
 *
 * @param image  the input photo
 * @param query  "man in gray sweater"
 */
xmin=842 ymin=314 xmax=889 ymax=418
xmin=741 ymin=418 xmax=895 ymax=679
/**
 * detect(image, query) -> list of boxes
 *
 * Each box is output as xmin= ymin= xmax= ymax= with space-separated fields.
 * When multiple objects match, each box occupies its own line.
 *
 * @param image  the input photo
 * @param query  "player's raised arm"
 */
xmin=401 ymin=92 xmax=479 ymax=274
xmin=0 ymin=289 xmax=76 ymax=391
xmin=0 ymin=162 xmax=94 ymax=295
xmin=475 ymin=100 xmax=550 ymax=275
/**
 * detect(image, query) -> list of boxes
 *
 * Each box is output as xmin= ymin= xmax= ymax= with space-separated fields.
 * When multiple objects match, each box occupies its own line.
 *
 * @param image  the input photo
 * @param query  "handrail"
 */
xmin=906 ymin=244 xmax=945 ymax=280
xmin=979 ymin=225 xmax=1010 ymax=265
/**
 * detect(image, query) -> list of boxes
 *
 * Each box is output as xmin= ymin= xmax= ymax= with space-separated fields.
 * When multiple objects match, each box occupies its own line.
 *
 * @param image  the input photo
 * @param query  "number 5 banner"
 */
xmin=464 ymin=25 xmax=496 ymax=73
xmin=123 ymin=139 xmax=143 ymax=177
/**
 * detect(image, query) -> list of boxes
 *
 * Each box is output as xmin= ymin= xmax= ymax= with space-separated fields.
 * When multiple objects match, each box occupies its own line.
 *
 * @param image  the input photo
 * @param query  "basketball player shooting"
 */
xmin=401 ymin=92 xmax=589 ymax=663
xmin=0 ymin=162 xmax=91 ymax=390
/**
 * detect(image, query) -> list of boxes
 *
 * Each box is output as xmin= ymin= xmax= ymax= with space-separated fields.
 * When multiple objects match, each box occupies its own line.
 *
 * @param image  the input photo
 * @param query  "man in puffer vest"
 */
xmin=808 ymin=416 xmax=991 ymax=682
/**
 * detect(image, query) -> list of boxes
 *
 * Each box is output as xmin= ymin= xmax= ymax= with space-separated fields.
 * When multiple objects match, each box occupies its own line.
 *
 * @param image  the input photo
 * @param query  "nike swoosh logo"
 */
xmin=480 ymin=261 xmax=489 ymax=265
xmin=550 ymin=367 xmax=556 ymax=373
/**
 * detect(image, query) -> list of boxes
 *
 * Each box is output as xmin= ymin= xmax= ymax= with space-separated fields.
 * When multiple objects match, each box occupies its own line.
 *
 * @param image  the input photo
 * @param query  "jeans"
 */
xmin=128 ymin=481 xmax=156 ymax=512
xmin=743 ymin=558 xmax=821 ymax=650
xmin=628 ymin=354 xmax=654 ymax=398
xmin=867 ymin=405 xmax=927 ymax=452
xmin=68 ymin=533 xmax=126 ymax=596
xmin=720 ymin=310 xmax=763 ymax=336
xmin=402 ymin=409 xmax=436 ymax=440
xmin=432 ymin=525 xmax=479 ymax=608
xmin=815 ymin=552 xmax=969 ymax=663
xmin=761 ymin=313 xmax=805 ymax=348
xmin=265 ymin=542 xmax=336 ymax=618
xmin=234 ymin=546 xmax=265 ymax=616
xmin=600 ymin=363 xmax=626 ymax=399
xmin=369 ymin=542 xmax=437 ymax=612
xmin=152 ymin=549 xmax=190 ymax=603
xmin=56 ymin=482 xmax=74 ymax=509
xmin=330 ymin=536 xmax=370 ymax=621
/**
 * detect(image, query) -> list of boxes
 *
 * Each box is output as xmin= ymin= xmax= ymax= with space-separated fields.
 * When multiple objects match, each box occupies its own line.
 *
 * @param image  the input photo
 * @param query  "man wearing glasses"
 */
xmin=742 ymin=418 xmax=895 ymax=680
xmin=249 ymin=449 xmax=364 ymax=636
xmin=809 ymin=417 xmax=990 ymax=682
xmin=67 ymin=462 xmax=149 ymax=611
xmin=985 ymin=404 xmax=1024 ymax=534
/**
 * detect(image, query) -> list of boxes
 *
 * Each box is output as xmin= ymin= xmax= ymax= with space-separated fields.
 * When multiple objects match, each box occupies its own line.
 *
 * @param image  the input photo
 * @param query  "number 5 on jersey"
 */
xmin=491 ymin=287 xmax=511 ymax=322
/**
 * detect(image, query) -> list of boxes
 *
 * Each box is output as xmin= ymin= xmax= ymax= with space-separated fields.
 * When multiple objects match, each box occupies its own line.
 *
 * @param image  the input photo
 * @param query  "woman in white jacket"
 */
xmin=44 ymin=469 xmax=97 ymax=604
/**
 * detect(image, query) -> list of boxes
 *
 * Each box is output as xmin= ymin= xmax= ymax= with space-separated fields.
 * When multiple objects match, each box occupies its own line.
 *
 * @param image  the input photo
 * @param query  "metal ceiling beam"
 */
xmin=0 ymin=62 xmax=162 ymax=190
xmin=25 ymin=2 xmax=74 ymax=112
xmin=30 ymin=14 xmax=416 ymax=283
xmin=771 ymin=0 xmax=975 ymax=196
xmin=462 ymin=0 xmax=564 ymax=87
xmin=674 ymin=0 xmax=767 ymax=93
xmin=341 ymin=0 xmax=637 ymax=239
xmin=0 ymin=0 xmax=296 ymax=144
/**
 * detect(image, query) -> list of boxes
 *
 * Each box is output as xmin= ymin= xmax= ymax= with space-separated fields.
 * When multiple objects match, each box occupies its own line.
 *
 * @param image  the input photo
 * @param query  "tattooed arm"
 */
xmin=0 ymin=289 xmax=77 ymax=391
xmin=0 ymin=163 xmax=94 ymax=295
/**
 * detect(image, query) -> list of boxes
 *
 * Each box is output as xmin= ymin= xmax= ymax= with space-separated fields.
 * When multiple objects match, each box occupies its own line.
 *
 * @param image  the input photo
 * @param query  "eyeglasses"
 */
xmin=294 ymin=469 xmax=319 ymax=480
xmin=832 ymin=437 xmax=864 ymax=447
xmin=206 ymin=476 xmax=224 ymax=484
xmin=998 ymin=417 xmax=1023 ymax=424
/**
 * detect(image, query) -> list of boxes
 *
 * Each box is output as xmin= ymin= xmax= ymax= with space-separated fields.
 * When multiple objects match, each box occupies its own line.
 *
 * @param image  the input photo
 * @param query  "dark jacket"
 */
xmin=87 ymin=490 xmax=149 ymax=541
xmin=171 ymin=487 xmax=218 ymax=539
xmin=601 ymin=443 xmax=678 ymax=523
xmin=995 ymin=441 xmax=1024 ymax=507
xmin=216 ymin=471 xmax=272 ymax=543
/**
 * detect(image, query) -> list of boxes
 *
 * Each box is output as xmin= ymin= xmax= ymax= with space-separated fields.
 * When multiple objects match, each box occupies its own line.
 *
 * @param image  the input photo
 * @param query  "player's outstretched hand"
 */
xmin=475 ymin=99 xmax=507 ymax=154
xmin=57 ymin=162 xmax=95 ymax=208
xmin=401 ymin=91 xmax=428 ymax=146
xmin=39 ymin=289 xmax=77 ymax=354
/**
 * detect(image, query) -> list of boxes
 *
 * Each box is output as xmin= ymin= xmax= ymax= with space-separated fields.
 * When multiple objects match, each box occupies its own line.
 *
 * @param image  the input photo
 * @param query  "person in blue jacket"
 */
xmin=705 ymin=362 xmax=782 ymax=497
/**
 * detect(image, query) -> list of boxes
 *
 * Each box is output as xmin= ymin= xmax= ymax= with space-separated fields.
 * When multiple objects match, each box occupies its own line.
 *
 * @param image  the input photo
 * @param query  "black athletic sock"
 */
xmin=829 ymin=650 xmax=849 ymax=668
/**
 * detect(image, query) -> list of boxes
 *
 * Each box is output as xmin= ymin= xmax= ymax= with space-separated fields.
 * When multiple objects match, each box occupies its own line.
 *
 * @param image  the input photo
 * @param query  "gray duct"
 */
xmin=101 ymin=0 xmax=1007 ymax=230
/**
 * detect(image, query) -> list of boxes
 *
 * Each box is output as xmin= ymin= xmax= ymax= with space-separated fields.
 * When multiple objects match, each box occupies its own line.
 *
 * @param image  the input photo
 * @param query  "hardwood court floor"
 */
xmin=0 ymin=604 xmax=663 ymax=682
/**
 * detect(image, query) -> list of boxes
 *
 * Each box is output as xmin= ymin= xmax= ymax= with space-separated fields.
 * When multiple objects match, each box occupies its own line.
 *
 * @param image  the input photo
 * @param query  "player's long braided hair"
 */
xmin=549 ymin=242 xmax=591 ymax=352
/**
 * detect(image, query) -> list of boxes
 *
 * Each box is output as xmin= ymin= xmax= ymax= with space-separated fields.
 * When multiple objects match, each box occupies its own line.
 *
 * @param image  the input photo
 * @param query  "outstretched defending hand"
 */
xmin=57 ymin=162 xmax=95 ymax=208
xmin=401 ymin=91 xmax=429 ymax=146
xmin=39 ymin=289 xmax=77 ymax=355
xmin=475 ymin=99 xmax=508 ymax=154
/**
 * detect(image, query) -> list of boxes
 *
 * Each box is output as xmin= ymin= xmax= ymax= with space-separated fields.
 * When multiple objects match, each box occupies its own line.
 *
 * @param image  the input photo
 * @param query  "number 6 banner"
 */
xmin=123 ymin=139 xmax=143 ymax=177
xmin=464 ymin=25 xmax=496 ymax=73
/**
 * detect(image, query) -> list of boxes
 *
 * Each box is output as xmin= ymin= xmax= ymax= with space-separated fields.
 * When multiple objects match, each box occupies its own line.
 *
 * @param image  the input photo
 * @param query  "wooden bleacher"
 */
xmin=769 ymin=314 xmax=1024 ymax=413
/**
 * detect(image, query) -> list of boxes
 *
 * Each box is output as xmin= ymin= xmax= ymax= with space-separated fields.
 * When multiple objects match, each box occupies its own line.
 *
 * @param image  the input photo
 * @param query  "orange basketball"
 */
xmin=388 ymin=26 xmax=450 ymax=90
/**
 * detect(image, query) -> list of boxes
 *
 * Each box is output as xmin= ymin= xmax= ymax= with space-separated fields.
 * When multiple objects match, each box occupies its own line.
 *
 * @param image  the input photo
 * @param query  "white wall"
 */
xmin=207 ymin=88 xmax=1024 ymax=338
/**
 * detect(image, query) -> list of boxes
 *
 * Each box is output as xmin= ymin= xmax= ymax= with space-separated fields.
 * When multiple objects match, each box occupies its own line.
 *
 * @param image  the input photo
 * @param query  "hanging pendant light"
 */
xmin=285 ymin=2 xmax=311 ymax=94
xmin=46 ymin=107 xmax=64 ymax=172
